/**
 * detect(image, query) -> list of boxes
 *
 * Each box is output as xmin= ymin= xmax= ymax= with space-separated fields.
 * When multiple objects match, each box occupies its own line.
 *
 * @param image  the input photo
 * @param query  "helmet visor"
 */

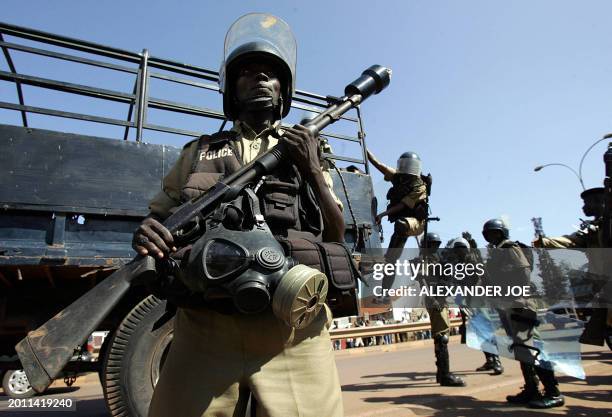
xmin=222 ymin=13 xmax=296 ymax=89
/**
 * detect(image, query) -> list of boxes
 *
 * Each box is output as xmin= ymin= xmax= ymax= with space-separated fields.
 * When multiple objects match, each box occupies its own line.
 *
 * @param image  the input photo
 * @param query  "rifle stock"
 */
xmin=15 ymin=65 xmax=391 ymax=392
xmin=15 ymin=256 xmax=157 ymax=393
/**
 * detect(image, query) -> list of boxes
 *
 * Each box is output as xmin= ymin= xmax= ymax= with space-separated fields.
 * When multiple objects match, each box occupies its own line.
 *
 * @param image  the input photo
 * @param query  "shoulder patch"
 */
xmin=182 ymin=136 xmax=200 ymax=149
xmin=183 ymin=130 xmax=238 ymax=149
xmin=209 ymin=130 xmax=240 ymax=143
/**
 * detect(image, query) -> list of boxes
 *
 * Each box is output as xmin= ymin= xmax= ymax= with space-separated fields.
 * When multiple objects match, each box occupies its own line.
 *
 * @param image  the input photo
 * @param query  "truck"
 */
xmin=0 ymin=22 xmax=382 ymax=416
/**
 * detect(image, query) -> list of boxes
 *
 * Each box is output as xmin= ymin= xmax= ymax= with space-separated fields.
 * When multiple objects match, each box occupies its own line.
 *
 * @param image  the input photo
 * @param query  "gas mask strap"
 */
xmin=243 ymin=188 xmax=266 ymax=227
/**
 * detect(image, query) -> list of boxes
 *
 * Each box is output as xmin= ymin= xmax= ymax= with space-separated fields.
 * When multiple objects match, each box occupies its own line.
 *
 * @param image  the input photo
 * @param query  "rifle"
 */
xmin=16 ymin=65 xmax=392 ymax=393
xmin=417 ymin=216 xmax=440 ymax=248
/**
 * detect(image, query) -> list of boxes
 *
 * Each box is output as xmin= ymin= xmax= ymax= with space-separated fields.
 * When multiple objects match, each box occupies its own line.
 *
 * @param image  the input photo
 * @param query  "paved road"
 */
xmin=1 ymin=338 xmax=610 ymax=416
xmin=336 ymin=339 xmax=611 ymax=417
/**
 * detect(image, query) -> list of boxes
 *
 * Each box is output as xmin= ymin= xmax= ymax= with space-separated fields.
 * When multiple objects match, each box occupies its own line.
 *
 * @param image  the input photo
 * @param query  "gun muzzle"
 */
xmin=345 ymin=65 xmax=392 ymax=100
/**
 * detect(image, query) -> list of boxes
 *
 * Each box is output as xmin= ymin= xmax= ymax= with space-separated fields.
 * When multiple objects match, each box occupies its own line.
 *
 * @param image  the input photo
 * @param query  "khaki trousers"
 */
xmin=148 ymin=305 xmax=343 ymax=417
xmin=384 ymin=217 xmax=425 ymax=264
xmin=426 ymin=307 xmax=450 ymax=339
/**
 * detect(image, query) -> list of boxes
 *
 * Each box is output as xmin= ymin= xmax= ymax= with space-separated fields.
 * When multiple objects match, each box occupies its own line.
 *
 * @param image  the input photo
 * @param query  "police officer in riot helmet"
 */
xmin=133 ymin=13 xmax=345 ymax=417
xmin=533 ymin=187 xmax=609 ymax=348
xmin=449 ymin=236 xmax=504 ymax=375
xmin=482 ymin=219 xmax=564 ymax=408
xmin=482 ymin=218 xmax=509 ymax=246
xmin=368 ymin=150 xmax=431 ymax=296
xmin=422 ymin=231 xmax=441 ymax=251
xmin=417 ymin=232 xmax=466 ymax=387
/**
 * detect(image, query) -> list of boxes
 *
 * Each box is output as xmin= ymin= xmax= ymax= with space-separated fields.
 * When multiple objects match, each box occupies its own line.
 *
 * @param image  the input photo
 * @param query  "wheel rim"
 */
xmin=8 ymin=370 xmax=32 ymax=395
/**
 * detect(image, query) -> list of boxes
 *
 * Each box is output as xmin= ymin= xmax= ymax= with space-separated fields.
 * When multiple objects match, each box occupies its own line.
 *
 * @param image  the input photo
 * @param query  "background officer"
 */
xmin=132 ymin=14 xmax=344 ymax=417
xmin=417 ymin=232 xmax=466 ymax=387
xmin=367 ymin=150 xmax=430 ymax=294
xmin=483 ymin=219 xmax=564 ymax=409
xmin=453 ymin=234 xmax=504 ymax=376
xmin=533 ymin=187 xmax=610 ymax=346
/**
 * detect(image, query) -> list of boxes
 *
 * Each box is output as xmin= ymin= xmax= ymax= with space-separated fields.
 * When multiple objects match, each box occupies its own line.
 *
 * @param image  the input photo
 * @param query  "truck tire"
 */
xmin=2 ymin=369 xmax=36 ymax=398
xmin=98 ymin=332 xmax=112 ymax=389
xmin=102 ymin=296 xmax=174 ymax=417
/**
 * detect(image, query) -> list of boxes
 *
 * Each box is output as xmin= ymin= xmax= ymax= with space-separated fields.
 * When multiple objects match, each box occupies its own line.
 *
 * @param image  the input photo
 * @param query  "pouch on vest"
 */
xmin=260 ymin=178 xmax=300 ymax=228
xmin=278 ymin=237 xmax=360 ymax=317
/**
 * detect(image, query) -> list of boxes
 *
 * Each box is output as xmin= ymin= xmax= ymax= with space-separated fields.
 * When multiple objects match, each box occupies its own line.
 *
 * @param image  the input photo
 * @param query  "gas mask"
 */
xmin=182 ymin=206 xmax=328 ymax=329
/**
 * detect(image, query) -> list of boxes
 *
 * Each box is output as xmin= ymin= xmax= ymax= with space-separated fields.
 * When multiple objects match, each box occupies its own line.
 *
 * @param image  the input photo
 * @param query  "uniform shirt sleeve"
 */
xmin=400 ymin=182 xmax=427 ymax=208
xmin=506 ymin=245 xmax=531 ymax=269
xmin=148 ymin=141 xmax=198 ymax=219
xmin=540 ymin=234 xmax=582 ymax=248
xmin=383 ymin=167 xmax=397 ymax=182
xmin=322 ymin=168 xmax=344 ymax=211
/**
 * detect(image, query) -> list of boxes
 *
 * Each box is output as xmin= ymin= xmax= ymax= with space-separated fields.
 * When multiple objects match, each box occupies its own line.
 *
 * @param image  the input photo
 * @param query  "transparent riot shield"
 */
xmin=467 ymin=308 xmax=586 ymax=379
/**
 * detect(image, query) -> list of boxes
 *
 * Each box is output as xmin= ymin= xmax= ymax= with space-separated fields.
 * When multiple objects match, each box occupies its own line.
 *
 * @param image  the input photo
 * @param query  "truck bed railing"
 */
xmin=0 ymin=22 xmax=369 ymax=172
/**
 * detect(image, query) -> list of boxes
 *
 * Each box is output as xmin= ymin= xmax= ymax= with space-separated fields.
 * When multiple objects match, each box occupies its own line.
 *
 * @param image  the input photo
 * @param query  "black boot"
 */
xmin=476 ymin=353 xmax=504 ymax=374
xmin=476 ymin=352 xmax=495 ymax=371
xmin=491 ymin=354 xmax=504 ymax=375
xmin=529 ymin=368 xmax=564 ymax=409
xmin=434 ymin=335 xmax=466 ymax=387
xmin=507 ymin=363 xmax=541 ymax=404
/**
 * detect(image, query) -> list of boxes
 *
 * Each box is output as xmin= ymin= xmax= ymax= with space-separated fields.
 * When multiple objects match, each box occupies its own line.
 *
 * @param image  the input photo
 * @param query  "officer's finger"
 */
xmin=293 ymin=124 xmax=313 ymax=135
xmin=149 ymin=221 xmax=175 ymax=248
xmin=133 ymin=242 xmax=149 ymax=256
xmin=140 ymin=225 xmax=170 ymax=254
xmin=145 ymin=230 xmax=171 ymax=255
xmin=143 ymin=241 xmax=165 ymax=258
xmin=281 ymin=135 xmax=301 ymax=148
xmin=133 ymin=233 xmax=161 ymax=257
xmin=286 ymin=127 xmax=310 ymax=141
xmin=282 ymin=131 xmax=304 ymax=145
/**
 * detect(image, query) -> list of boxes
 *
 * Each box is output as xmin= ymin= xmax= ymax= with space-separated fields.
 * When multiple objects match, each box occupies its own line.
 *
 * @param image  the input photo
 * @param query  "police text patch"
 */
xmin=199 ymin=148 xmax=233 ymax=161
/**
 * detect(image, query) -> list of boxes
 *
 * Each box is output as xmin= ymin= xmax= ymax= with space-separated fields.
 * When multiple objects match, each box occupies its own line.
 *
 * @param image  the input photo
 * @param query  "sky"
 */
xmin=2 ymin=0 xmax=612 ymax=246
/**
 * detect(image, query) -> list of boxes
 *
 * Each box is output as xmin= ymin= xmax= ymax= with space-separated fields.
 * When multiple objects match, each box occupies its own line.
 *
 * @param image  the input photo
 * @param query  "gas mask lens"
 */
xmin=204 ymin=239 xmax=249 ymax=280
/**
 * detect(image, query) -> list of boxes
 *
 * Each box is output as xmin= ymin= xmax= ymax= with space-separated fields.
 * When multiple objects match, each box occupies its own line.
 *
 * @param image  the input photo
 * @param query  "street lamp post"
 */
xmin=533 ymin=163 xmax=585 ymax=190
xmin=534 ymin=135 xmax=611 ymax=191
xmin=578 ymin=136 xmax=609 ymax=189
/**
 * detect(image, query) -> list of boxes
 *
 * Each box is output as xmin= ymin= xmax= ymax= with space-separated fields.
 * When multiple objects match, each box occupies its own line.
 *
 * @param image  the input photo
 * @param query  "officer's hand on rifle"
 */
xmin=281 ymin=124 xmax=322 ymax=175
xmin=375 ymin=213 xmax=385 ymax=225
xmin=132 ymin=217 xmax=177 ymax=259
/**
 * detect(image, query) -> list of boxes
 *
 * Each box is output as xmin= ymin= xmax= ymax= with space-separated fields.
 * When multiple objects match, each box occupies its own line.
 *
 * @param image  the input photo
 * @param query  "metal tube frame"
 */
xmin=0 ymin=21 xmax=368 ymax=166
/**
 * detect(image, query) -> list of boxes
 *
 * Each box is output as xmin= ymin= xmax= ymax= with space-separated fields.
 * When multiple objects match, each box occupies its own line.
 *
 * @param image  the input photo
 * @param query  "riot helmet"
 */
xmin=421 ymin=232 xmax=442 ymax=249
xmin=219 ymin=13 xmax=297 ymax=120
xmin=482 ymin=218 xmax=509 ymax=245
xmin=580 ymin=187 xmax=605 ymax=218
xmin=397 ymin=152 xmax=421 ymax=176
xmin=451 ymin=237 xmax=470 ymax=248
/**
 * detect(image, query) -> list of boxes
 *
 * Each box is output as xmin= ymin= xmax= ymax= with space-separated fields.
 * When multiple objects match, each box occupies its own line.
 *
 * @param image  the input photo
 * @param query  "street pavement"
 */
xmin=1 ymin=337 xmax=610 ymax=417
xmin=336 ymin=337 xmax=611 ymax=417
